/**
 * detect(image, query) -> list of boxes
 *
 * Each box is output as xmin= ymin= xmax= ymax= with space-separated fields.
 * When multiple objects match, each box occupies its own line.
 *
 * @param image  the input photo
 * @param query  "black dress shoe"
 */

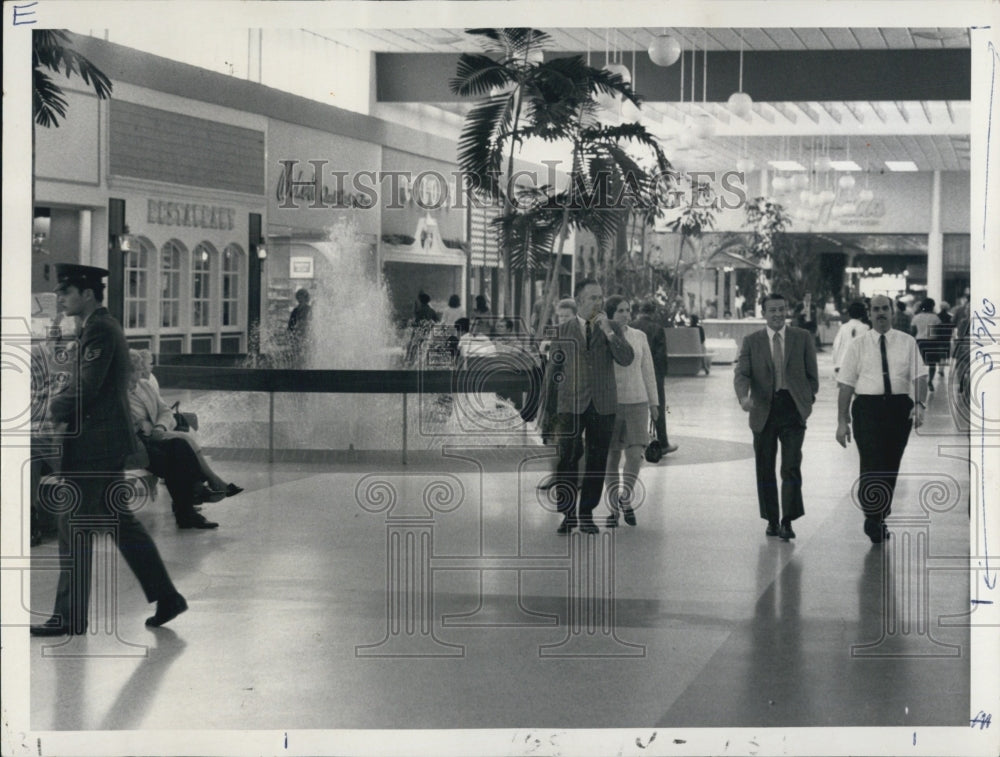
xmin=779 ymin=523 xmax=796 ymax=540
xmin=177 ymin=513 xmax=219 ymax=529
xmin=622 ymin=505 xmax=637 ymax=526
xmin=197 ymin=485 xmax=226 ymax=503
xmin=556 ymin=517 xmax=577 ymax=534
xmin=30 ymin=616 xmax=76 ymax=637
xmin=882 ymin=523 xmax=892 ymax=541
xmin=225 ymin=483 xmax=244 ymax=497
xmin=765 ymin=522 xmax=781 ymax=537
xmin=578 ymin=518 xmax=599 ymax=534
xmin=146 ymin=593 xmax=188 ymax=627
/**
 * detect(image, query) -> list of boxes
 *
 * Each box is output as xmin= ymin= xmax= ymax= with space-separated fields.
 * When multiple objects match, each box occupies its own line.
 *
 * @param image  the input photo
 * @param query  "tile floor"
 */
xmin=28 ymin=351 xmax=973 ymax=733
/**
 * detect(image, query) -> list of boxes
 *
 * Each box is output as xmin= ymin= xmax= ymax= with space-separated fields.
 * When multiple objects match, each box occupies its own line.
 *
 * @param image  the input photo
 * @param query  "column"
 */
xmin=927 ymin=170 xmax=943 ymax=304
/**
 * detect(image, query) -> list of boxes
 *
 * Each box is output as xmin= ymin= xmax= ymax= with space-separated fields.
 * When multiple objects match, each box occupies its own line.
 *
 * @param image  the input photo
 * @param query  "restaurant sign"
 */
xmin=147 ymin=199 xmax=236 ymax=230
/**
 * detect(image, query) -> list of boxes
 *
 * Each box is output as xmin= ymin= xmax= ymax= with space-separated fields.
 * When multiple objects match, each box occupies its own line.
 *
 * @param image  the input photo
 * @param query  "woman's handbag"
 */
xmin=170 ymin=401 xmax=198 ymax=433
xmin=643 ymin=419 xmax=664 ymax=464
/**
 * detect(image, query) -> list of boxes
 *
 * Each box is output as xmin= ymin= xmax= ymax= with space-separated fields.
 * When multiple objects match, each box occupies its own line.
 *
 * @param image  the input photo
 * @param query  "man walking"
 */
xmin=630 ymin=299 xmax=678 ymax=455
xmin=734 ymin=293 xmax=819 ymax=540
xmin=835 ymin=294 xmax=927 ymax=544
xmin=546 ymin=278 xmax=634 ymax=534
xmin=31 ymin=264 xmax=187 ymax=636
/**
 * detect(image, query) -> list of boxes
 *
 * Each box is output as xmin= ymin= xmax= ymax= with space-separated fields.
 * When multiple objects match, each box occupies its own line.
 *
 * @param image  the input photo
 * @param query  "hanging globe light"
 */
xmin=594 ymin=89 xmax=620 ymax=112
xmin=604 ymin=62 xmax=631 ymax=85
xmin=858 ymin=188 xmax=875 ymax=203
xmin=620 ymin=98 xmax=642 ymax=122
xmin=648 ymin=35 xmax=682 ymax=66
xmin=727 ymin=91 xmax=753 ymax=118
xmin=838 ymin=174 xmax=856 ymax=190
xmin=736 ymin=157 xmax=756 ymax=173
xmin=692 ymin=113 xmax=716 ymax=139
xmin=792 ymin=173 xmax=810 ymax=190
xmin=772 ymin=175 xmax=789 ymax=193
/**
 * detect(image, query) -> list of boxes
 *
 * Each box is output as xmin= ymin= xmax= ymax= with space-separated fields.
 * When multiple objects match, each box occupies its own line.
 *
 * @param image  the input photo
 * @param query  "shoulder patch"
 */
xmin=83 ymin=347 xmax=102 ymax=362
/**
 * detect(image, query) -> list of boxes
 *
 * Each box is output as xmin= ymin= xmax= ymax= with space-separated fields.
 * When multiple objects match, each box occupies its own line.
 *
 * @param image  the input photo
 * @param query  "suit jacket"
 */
xmin=733 ymin=326 xmax=819 ymax=433
xmin=48 ymin=307 xmax=139 ymax=470
xmin=630 ymin=315 xmax=668 ymax=377
xmin=547 ymin=318 xmax=634 ymax=415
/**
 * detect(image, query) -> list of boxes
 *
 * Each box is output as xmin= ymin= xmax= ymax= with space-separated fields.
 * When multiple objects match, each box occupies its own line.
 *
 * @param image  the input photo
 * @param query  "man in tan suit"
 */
xmin=546 ymin=278 xmax=634 ymax=534
xmin=734 ymin=293 xmax=819 ymax=540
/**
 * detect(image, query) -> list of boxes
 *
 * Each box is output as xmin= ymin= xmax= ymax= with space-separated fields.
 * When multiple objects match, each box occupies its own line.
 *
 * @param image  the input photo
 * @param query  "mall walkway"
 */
xmin=29 ymin=350 xmax=972 ymax=731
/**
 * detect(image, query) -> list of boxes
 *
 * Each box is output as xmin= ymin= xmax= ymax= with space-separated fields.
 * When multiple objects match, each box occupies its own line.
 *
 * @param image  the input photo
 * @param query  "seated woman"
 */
xmin=128 ymin=351 xmax=242 ymax=529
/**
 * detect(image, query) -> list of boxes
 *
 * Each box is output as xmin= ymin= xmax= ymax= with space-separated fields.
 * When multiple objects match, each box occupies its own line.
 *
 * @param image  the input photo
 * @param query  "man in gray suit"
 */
xmin=546 ymin=278 xmax=634 ymax=534
xmin=734 ymin=293 xmax=819 ymax=540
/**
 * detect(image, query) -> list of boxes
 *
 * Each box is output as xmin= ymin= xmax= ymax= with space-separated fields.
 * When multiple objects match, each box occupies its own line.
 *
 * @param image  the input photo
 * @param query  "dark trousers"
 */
xmin=144 ymin=436 xmax=204 ymax=520
xmin=652 ymin=370 xmax=667 ymax=444
xmin=752 ymin=390 xmax=806 ymax=524
xmin=54 ymin=457 xmax=177 ymax=633
xmin=852 ymin=394 xmax=913 ymax=524
xmin=554 ymin=403 xmax=615 ymax=519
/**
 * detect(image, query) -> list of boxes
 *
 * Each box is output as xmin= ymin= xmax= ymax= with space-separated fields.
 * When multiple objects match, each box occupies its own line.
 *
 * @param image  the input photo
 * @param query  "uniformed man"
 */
xmin=31 ymin=264 xmax=187 ymax=636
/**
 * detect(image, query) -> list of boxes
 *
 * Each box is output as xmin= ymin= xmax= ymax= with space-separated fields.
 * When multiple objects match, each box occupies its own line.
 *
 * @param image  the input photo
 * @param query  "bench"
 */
xmin=705 ymin=337 xmax=739 ymax=364
xmin=665 ymin=327 xmax=715 ymax=376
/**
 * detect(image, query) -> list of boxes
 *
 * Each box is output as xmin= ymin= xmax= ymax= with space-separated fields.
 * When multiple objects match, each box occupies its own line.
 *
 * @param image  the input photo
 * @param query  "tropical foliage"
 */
xmin=450 ymin=28 xmax=671 ymax=334
xmin=33 ymin=30 xmax=112 ymax=128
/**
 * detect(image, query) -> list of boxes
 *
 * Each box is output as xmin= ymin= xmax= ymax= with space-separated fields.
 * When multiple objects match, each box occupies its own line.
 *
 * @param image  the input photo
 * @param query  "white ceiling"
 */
xmin=345 ymin=26 xmax=972 ymax=172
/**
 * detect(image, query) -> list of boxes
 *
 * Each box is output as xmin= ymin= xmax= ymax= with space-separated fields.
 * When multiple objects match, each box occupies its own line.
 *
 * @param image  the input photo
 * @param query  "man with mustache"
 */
xmin=835 ymin=294 xmax=928 ymax=544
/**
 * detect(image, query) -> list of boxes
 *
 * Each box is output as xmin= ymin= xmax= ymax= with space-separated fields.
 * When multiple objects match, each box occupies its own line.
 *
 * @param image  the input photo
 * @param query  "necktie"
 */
xmin=880 ymin=334 xmax=892 ymax=395
xmin=772 ymin=332 xmax=784 ymax=391
xmin=585 ymin=320 xmax=592 ymax=349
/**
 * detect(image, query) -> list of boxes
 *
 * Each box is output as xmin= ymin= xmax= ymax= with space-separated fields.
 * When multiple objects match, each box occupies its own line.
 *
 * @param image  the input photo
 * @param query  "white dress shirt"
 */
xmin=838 ymin=328 xmax=927 ymax=396
xmin=831 ymin=319 xmax=870 ymax=372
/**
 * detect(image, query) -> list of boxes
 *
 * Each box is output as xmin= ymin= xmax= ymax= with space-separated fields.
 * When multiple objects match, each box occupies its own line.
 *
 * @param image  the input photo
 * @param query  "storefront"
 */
xmin=33 ymin=81 xmax=268 ymax=354
xmin=380 ymin=147 xmax=467 ymax=326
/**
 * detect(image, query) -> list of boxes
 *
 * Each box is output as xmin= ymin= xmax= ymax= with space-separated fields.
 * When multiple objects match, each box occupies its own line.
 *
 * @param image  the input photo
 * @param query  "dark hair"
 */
xmin=454 ymin=317 xmax=471 ymax=335
xmin=474 ymin=294 xmax=488 ymax=312
xmin=896 ymin=299 xmax=907 ymax=312
xmin=760 ymin=292 xmax=786 ymax=308
xmin=689 ymin=314 xmax=700 ymax=326
xmin=418 ymin=292 xmax=431 ymax=305
xmin=295 ymin=288 xmax=310 ymax=303
xmin=448 ymin=294 xmax=461 ymax=308
xmin=847 ymin=301 xmax=867 ymax=320
xmin=604 ymin=294 xmax=627 ymax=320
xmin=920 ymin=297 xmax=936 ymax=313
xmin=640 ymin=299 xmax=657 ymax=315
xmin=574 ymin=277 xmax=600 ymax=298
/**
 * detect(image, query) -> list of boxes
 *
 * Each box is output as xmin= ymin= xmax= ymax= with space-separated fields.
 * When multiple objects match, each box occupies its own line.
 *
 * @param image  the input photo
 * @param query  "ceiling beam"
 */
xmin=843 ymin=102 xmax=866 ymax=124
xmin=772 ymin=102 xmax=798 ymax=124
xmin=795 ymin=102 xmax=821 ymax=124
xmin=920 ymin=100 xmax=934 ymax=124
xmin=945 ymin=100 xmax=955 ymax=124
xmin=894 ymin=101 xmax=910 ymax=122
xmin=869 ymin=101 xmax=888 ymax=123
xmin=818 ymin=102 xmax=843 ymax=124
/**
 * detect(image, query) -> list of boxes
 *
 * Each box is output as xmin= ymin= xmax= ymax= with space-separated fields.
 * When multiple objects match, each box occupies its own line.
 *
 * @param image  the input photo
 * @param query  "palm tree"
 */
xmin=33 ymin=30 xmax=113 ymax=128
xmin=450 ymin=28 xmax=660 ymax=320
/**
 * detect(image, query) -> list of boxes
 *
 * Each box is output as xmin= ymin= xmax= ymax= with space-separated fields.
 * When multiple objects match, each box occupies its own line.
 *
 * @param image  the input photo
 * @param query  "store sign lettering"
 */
xmin=147 ymin=200 xmax=235 ymax=230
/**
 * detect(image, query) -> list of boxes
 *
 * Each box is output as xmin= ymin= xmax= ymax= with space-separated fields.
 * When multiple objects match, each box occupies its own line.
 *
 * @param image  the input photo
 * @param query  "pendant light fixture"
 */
xmin=727 ymin=30 xmax=753 ymax=118
xmin=648 ymin=28 xmax=682 ymax=66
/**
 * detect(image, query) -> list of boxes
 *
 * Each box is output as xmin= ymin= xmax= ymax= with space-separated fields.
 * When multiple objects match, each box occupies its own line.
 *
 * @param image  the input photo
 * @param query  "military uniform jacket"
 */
xmin=48 ymin=308 xmax=139 ymax=470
